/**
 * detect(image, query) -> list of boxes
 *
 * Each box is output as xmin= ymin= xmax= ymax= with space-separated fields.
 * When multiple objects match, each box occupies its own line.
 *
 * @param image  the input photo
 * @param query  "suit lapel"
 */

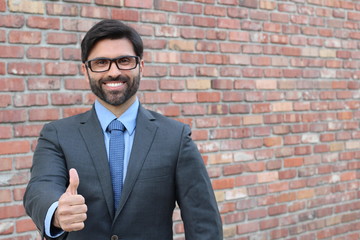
xmin=115 ymin=105 xmax=158 ymax=216
xmin=79 ymin=108 xmax=115 ymax=218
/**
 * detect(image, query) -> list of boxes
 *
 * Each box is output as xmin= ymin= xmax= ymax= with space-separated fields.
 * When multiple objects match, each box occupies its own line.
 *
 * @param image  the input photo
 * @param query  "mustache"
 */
xmin=100 ymin=75 xmax=130 ymax=83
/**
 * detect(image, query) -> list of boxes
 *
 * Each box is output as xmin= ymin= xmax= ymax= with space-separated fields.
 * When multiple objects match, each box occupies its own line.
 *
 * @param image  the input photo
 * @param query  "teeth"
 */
xmin=106 ymin=82 xmax=124 ymax=87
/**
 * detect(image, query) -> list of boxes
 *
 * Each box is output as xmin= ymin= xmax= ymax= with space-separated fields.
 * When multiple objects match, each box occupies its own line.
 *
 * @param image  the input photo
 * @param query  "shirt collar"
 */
xmin=94 ymin=98 xmax=139 ymax=136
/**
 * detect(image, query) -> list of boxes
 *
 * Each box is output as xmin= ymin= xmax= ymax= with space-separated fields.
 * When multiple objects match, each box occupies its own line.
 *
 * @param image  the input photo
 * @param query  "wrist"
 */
xmin=52 ymin=209 xmax=61 ymax=229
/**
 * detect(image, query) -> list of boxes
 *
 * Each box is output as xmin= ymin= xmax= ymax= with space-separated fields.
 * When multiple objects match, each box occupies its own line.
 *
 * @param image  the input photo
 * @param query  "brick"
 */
xmin=9 ymin=31 xmax=41 ymax=44
xmin=194 ymin=16 xmax=216 ymax=28
xmin=47 ymin=32 xmax=78 ymax=45
xmin=45 ymin=62 xmax=78 ymax=75
xmin=159 ymin=79 xmax=185 ymax=90
xmin=8 ymin=0 xmax=44 ymax=14
xmin=260 ymin=218 xmax=279 ymax=230
xmin=141 ymin=12 xmax=167 ymax=24
xmin=0 ymin=78 xmax=25 ymax=92
xmin=297 ymin=189 xmax=315 ymax=200
xmin=181 ymin=53 xmax=204 ymax=64
xmin=208 ymin=153 xmax=233 ymax=165
xmin=241 ymin=21 xmax=262 ymax=31
xmin=248 ymin=208 xmax=267 ymax=220
xmin=172 ymin=92 xmax=196 ymax=103
xmin=0 ymin=46 xmax=24 ymax=58
xmin=112 ymin=9 xmax=139 ymax=22
xmin=124 ymin=0 xmax=152 ymax=9
xmin=223 ymin=164 xmax=243 ymax=176
xmin=28 ymin=77 xmax=60 ymax=90
xmin=51 ymin=93 xmax=82 ymax=105
xmin=154 ymin=0 xmax=178 ymax=12
xmin=62 ymin=48 xmax=81 ymax=61
xmin=16 ymin=218 xmax=37 ymax=233
xmin=154 ymin=105 xmax=180 ymax=117
xmin=268 ymin=204 xmax=287 ymax=216
xmin=142 ymin=65 xmax=167 ymax=77
xmin=0 ymin=0 xmax=5 ymax=11
xmin=0 ymin=140 xmax=30 ymax=155
xmin=0 ymin=126 xmax=12 ymax=139
xmin=143 ymin=39 xmax=166 ymax=50
xmin=46 ymin=3 xmax=78 ymax=16
xmin=62 ymin=19 xmax=95 ymax=32
xmin=205 ymin=54 xmax=227 ymax=65
xmin=168 ymin=14 xmax=192 ymax=26
xmin=0 ymin=221 xmax=14 ymax=235
xmin=81 ymin=5 xmax=110 ymax=18
xmin=143 ymin=92 xmax=171 ymax=104
xmin=180 ymin=3 xmax=202 ymax=14
xmin=15 ymin=156 xmax=33 ymax=170
xmin=14 ymin=93 xmax=48 ymax=107
xmin=210 ymin=129 xmax=231 ymax=140
xmin=196 ymin=41 xmax=218 ymax=52
xmin=153 ymin=52 xmax=180 ymax=63
xmin=27 ymin=16 xmax=60 ymax=30
xmin=169 ymin=40 xmax=195 ymax=51
xmin=260 ymin=1 xmax=276 ymax=10
xmin=211 ymin=79 xmax=233 ymax=90
xmin=27 ymin=47 xmax=60 ymax=60
xmin=207 ymin=104 xmax=228 ymax=115
xmin=0 ymin=189 xmax=12 ymax=202
xmin=237 ymin=222 xmax=258 ymax=235
xmin=197 ymin=92 xmax=221 ymax=103
xmin=170 ymin=66 xmax=194 ymax=77
xmin=63 ymin=107 xmax=91 ymax=118
xmin=257 ymin=172 xmax=279 ymax=183
xmin=212 ymin=178 xmax=235 ymax=190
xmin=180 ymin=28 xmax=205 ymax=39
xmin=239 ymin=0 xmax=258 ymax=8
xmin=8 ymin=63 xmax=42 ymax=75
xmin=196 ymin=66 xmax=218 ymax=77
xmin=29 ymin=109 xmax=59 ymax=122
xmin=0 ymin=15 xmax=25 ymax=28
xmin=206 ymin=30 xmax=225 ymax=41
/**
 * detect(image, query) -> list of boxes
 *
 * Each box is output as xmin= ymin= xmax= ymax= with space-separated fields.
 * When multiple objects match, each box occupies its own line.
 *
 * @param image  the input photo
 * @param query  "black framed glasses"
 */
xmin=85 ymin=55 xmax=140 ymax=73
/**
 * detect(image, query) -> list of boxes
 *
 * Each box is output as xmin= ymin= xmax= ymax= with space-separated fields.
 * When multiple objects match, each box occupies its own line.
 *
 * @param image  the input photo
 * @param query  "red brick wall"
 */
xmin=1 ymin=0 xmax=360 ymax=239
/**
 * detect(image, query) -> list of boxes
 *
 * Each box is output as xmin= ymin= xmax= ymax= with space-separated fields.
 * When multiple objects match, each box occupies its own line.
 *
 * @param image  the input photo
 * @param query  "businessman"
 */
xmin=23 ymin=19 xmax=223 ymax=240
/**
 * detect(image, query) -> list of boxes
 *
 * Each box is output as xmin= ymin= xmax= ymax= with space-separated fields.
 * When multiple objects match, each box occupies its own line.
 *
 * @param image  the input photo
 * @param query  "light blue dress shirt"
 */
xmin=45 ymin=98 xmax=139 ymax=237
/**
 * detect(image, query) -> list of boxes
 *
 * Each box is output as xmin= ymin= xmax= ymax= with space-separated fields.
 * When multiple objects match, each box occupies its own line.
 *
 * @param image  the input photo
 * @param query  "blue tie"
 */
xmin=107 ymin=119 xmax=125 ymax=211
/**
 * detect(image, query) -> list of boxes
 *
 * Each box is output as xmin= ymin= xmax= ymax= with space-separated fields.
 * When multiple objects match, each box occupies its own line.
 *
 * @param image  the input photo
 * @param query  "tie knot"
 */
xmin=107 ymin=119 xmax=125 ymax=132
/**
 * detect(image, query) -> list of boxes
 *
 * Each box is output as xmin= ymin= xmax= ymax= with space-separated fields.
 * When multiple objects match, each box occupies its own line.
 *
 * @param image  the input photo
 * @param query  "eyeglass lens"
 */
xmin=88 ymin=56 xmax=138 ymax=72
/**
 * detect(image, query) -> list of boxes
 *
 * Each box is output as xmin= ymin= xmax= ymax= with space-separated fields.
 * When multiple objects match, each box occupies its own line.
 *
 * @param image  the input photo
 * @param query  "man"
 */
xmin=23 ymin=19 xmax=223 ymax=240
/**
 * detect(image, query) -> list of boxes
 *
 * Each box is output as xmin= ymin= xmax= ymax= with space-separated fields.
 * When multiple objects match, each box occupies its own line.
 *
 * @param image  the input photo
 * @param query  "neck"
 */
xmin=97 ymin=95 xmax=137 ymax=118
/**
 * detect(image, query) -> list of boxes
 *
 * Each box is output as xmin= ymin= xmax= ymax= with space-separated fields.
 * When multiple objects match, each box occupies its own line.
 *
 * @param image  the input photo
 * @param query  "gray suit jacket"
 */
xmin=24 ymin=105 xmax=223 ymax=240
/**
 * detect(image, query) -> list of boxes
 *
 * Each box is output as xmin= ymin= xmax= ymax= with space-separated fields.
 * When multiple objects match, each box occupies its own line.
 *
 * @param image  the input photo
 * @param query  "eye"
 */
xmin=117 ymin=57 xmax=132 ymax=65
xmin=92 ymin=59 xmax=109 ymax=66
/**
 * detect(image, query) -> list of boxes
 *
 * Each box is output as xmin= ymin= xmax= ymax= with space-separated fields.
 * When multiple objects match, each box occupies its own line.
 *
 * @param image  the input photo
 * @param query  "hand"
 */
xmin=53 ymin=168 xmax=88 ymax=232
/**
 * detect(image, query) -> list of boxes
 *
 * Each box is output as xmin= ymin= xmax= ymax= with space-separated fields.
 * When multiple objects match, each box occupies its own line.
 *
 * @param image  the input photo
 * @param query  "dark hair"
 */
xmin=81 ymin=19 xmax=143 ymax=63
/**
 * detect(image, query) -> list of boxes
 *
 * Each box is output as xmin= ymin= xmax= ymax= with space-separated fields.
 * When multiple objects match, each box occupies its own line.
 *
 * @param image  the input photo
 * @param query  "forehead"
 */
xmin=88 ymin=38 xmax=135 ymax=59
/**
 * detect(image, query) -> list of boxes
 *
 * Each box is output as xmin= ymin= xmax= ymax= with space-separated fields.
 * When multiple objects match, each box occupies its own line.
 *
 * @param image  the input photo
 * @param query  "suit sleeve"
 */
xmin=175 ymin=125 xmax=223 ymax=240
xmin=23 ymin=123 xmax=69 ymax=240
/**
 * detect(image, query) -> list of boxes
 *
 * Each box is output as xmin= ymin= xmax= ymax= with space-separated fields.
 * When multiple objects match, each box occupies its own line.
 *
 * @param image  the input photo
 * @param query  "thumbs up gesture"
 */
xmin=53 ymin=169 xmax=88 ymax=232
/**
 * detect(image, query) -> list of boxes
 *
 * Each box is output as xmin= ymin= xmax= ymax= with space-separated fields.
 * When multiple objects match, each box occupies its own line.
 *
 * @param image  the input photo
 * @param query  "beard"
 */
xmin=88 ymin=72 xmax=140 ymax=106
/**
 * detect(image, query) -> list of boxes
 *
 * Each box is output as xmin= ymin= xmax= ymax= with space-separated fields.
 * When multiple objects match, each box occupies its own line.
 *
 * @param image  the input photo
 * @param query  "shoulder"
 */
xmin=45 ymin=108 xmax=94 ymax=129
xmin=139 ymin=106 xmax=187 ymax=130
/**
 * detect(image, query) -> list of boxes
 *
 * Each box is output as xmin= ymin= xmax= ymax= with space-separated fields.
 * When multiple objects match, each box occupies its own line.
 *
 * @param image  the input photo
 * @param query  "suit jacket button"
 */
xmin=111 ymin=235 xmax=119 ymax=240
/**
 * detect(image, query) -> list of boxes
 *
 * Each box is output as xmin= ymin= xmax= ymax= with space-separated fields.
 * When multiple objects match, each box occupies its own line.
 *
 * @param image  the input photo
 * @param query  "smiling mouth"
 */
xmin=105 ymin=82 xmax=125 ymax=87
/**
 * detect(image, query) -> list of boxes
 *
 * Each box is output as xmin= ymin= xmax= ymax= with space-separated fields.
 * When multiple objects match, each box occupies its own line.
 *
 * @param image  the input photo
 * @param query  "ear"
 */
xmin=81 ymin=63 xmax=90 ymax=83
xmin=139 ymin=59 xmax=144 ymax=77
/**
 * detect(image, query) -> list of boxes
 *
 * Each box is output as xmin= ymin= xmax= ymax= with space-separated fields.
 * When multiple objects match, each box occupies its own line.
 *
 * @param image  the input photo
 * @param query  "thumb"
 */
xmin=66 ymin=168 xmax=79 ymax=195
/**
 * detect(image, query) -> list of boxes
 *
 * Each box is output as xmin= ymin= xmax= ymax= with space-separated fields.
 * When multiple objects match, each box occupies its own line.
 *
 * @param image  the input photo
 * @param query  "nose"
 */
xmin=107 ymin=61 xmax=121 ymax=77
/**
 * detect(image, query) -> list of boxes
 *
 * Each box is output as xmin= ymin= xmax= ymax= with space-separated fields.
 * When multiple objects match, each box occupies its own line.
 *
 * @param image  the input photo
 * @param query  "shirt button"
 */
xmin=111 ymin=235 xmax=118 ymax=240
